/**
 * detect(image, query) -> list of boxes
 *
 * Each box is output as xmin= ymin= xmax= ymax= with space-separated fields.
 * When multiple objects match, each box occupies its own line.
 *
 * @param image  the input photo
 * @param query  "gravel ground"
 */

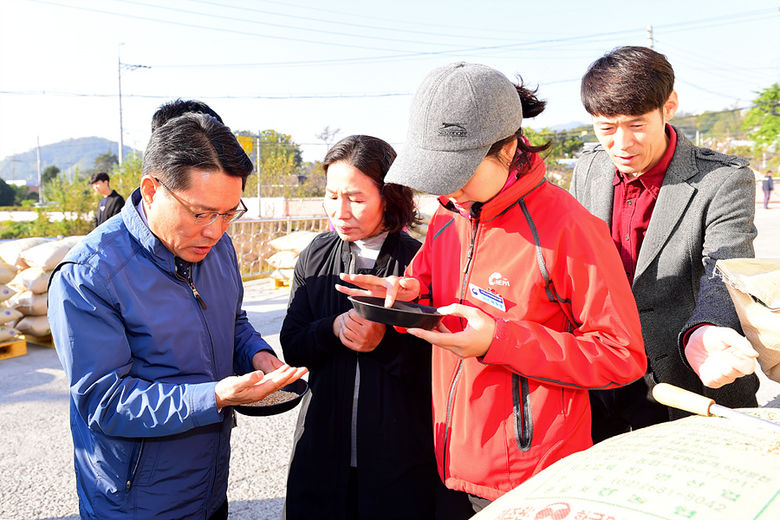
xmin=1 ymin=202 xmax=778 ymax=519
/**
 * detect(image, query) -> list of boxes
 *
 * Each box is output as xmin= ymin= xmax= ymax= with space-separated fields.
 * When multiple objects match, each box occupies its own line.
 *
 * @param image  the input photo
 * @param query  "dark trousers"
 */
xmin=435 ymin=483 xmax=491 ymax=520
xmin=590 ymin=377 xmax=669 ymax=443
xmin=764 ymin=190 xmax=772 ymax=208
xmin=208 ymin=499 xmax=228 ymax=520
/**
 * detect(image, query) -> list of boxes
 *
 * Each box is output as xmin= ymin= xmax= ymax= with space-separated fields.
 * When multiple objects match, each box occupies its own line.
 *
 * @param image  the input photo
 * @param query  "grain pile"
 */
xmin=242 ymin=390 xmax=298 ymax=407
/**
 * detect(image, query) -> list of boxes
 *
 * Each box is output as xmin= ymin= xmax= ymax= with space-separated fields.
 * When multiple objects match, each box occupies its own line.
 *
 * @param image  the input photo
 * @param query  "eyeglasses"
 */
xmin=154 ymin=177 xmax=247 ymax=226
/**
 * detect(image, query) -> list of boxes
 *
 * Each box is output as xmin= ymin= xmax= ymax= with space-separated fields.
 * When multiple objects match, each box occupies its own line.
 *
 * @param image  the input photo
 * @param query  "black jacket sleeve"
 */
xmin=280 ymin=243 xmax=344 ymax=369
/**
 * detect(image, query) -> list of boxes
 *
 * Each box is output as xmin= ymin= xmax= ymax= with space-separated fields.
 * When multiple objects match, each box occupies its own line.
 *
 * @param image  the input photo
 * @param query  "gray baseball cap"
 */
xmin=385 ymin=62 xmax=523 ymax=195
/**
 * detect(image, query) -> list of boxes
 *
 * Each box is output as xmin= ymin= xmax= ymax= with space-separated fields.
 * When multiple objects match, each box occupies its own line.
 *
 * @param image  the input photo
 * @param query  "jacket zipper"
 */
xmin=443 ymin=217 xmax=480 ymax=480
xmin=174 ymin=266 xmax=221 ymax=512
xmin=125 ymin=440 xmax=145 ymax=490
xmin=176 ymin=272 xmax=207 ymax=310
xmin=512 ymin=374 xmax=533 ymax=451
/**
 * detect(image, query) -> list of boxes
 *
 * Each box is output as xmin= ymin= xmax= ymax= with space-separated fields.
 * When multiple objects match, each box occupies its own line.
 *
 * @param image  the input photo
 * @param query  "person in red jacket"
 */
xmin=337 ymin=62 xmax=647 ymax=518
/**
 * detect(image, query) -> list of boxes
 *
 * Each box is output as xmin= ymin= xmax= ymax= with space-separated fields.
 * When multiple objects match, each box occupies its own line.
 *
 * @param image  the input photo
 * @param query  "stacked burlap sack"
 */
xmin=266 ymin=231 xmax=318 ymax=284
xmin=0 ymin=236 xmax=85 ymax=341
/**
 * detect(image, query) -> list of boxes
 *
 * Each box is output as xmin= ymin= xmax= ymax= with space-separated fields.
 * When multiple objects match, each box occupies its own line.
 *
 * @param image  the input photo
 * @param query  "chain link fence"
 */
xmin=227 ymin=217 xmax=329 ymax=279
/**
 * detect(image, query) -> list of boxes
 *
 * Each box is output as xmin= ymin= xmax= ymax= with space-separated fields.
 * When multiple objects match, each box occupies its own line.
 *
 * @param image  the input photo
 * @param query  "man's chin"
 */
xmin=180 ymin=247 xmax=212 ymax=262
xmin=615 ymin=164 xmax=640 ymax=176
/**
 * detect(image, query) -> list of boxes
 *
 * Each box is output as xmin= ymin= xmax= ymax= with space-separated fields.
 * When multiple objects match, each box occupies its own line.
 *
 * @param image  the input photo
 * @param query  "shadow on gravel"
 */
xmin=0 ymin=347 xmax=66 ymax=404
xmin=226 ymin=498 xmax=284 ymax=519
xmin=27 ymin=499 xmax=285 ymax=520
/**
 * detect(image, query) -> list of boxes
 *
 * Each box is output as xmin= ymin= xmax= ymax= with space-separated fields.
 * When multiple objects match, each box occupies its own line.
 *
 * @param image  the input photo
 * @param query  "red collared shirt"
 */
xmin=611 ymin=124 xmax=677 ymax=283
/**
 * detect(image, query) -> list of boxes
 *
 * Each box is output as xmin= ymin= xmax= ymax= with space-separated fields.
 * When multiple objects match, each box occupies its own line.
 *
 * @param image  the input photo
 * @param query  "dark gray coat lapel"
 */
xmin=634 ymin=133 xmax=697 ymax=282
xmin=578 ymin=151 xmax=616 ymax=225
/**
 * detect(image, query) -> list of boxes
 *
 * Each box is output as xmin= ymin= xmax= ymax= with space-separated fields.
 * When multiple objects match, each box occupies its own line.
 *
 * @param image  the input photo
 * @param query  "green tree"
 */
xmin=11 ymin=184 xmax=37 ymax=206
xmin=241 ymin=130 xmax=304 ymax=198
xmin=40 ymin=168 xmax=95 ymax=236
xmin=744 ymin=83 xmax=780 ymax=150
xmin=42 ymin=165 xmax=61 ymax=185
xmin=110 ymin=153 xmax=143 ymax=199
xmin=0 ymin=178 xmax=15 ymax=206
xmin=92 ymin=149 xmax=119 ymax=175
xmin=524 ymin=128 xmax=584 ymax=188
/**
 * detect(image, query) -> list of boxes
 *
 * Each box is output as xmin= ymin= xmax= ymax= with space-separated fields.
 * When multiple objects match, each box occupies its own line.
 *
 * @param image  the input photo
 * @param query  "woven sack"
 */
xmin=473 ymin=409 xmax=780 ymax=520
xmin=716 ymin=258 xmax=780 ymax=382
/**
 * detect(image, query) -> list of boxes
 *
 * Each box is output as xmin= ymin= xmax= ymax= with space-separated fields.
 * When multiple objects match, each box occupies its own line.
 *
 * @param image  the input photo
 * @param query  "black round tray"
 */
xmin=348 ymin=295 xmax=443 ymax=330
xmin=234 ymin=378 xmax=309 ymax=417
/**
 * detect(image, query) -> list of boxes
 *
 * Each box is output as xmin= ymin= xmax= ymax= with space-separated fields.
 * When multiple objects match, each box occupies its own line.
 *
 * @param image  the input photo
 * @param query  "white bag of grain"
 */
xmin=266 ymin=250 xmax=299 ymax=269
xmin=716 ymin=258 xmax=780 ymax=382
xmin=0 ymin=325 xmax=20 ymax=343
xmin=0 ymin=237 xmax=51 ymax=267
xmin=472 ymin=409 xmax=780 ymax=520
xmin=268 ymin=231 xmax=318 ymax=253
xmin=15 ymin=315 xmax=51 ymax=337
xmin=0 ymin=308 xmax=23 ymax=325
xmin=0 ymin=284 xmax=15 ymax=303
xmin=20 ymin=235 xmax=85 ymax=271
xmin=7 ymin=290 xmax=47 ymax=316
xmin=0 ymin=261 xmax=18 ymax=284
xmin=9 ymin=267 xmax=52 ymax=294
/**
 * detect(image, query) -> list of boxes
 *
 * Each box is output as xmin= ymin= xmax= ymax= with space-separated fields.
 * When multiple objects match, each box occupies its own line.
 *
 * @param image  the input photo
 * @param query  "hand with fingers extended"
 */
xmin=405 ymin=303 xmax=496 ymax=358
xmin=252 ymin=349 xmax=287 ymax=373
xmin=333 ymin=309 xmax=386 ymax=352
xmin=684 ymin=325 xmax=758 ymax=388
xmin=214 ymin=363 xmax=308 ymax=410
xmin=336 ymin=273 xmax=421 ymax=307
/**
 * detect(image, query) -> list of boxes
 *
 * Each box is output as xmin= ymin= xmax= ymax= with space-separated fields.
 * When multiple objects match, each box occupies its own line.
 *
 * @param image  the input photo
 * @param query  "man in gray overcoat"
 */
xmin=570 ymin=46 xmax=760 ymax=442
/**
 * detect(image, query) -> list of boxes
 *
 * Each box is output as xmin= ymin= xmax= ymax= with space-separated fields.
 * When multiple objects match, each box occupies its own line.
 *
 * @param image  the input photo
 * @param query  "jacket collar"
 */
xmin=437 ymin=152 xmax=547 ymax=222
xmin=122 ymin=188 xmax=178 ymax=273
xmin=338 ymin=231 xmax=400 ymax=274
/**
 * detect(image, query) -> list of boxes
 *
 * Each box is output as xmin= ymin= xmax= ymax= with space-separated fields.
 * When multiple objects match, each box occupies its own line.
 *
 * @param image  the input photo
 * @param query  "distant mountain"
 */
xmin=0 ymin=137 xmax=139 ymax=184
xmin=548 ymin=121 xmax=589 ymax=132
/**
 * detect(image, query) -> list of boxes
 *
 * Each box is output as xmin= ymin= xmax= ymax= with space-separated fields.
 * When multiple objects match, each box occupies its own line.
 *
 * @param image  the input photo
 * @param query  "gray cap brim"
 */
xmin=385 ymin=143 xmax=488 ymax=195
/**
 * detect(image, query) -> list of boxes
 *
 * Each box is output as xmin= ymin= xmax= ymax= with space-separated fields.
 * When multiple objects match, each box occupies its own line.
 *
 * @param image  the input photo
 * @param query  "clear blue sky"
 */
xmin=1 ymin=0 xmax=778 ymax=164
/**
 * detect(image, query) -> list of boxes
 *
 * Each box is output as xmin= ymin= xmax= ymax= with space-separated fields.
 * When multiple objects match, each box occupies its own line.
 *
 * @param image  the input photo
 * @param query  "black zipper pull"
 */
xmin=189 ymin=280 xmax=207 ymax=310
xmin=174 ymin=257 xmax=207 ymax=310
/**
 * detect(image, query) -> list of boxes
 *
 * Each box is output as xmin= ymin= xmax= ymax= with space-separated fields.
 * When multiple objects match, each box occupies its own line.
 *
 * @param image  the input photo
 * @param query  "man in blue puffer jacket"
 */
xmin=48 ymin=112 xmax=306 ymax=520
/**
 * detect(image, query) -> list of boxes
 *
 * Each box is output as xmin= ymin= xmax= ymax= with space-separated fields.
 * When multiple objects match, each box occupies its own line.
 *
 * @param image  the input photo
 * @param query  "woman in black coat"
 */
xmin=281 ymin=135 xmax=438 ymax=519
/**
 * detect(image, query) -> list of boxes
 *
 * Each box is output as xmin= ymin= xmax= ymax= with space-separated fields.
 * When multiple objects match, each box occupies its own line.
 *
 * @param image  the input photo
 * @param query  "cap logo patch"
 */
xmin=438 ymin=122 xmax=467 ymax=137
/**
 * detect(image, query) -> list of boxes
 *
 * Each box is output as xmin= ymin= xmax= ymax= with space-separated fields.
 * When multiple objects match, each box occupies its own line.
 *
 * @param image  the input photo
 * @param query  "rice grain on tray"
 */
xmin=243 ymin=390 xmax=298 ymax=407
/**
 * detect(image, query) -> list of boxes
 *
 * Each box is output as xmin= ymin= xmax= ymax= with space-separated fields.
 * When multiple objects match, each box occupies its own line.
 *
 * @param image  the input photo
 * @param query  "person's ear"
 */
xmin=663 ymin=91 xmax=679 ymax=122
xmin=140 ymin=175 xmax=158 ymax=205
xmin=501 ymin=139 xmax=518 ymax=165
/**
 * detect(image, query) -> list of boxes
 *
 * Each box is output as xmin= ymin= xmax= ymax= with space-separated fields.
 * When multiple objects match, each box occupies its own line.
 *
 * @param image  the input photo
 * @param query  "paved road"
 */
xmin=1 ymin=202 xmax=778 ymax=520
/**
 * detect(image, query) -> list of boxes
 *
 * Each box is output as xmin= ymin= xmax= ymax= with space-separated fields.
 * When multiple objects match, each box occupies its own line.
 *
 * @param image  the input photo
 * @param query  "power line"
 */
xmin=110 ymin=0 xmax=471 ymax=48
xmin=0 ymin=89 xmax=411 ymax=100
xmin=184 ymin=0 xmax=521 ymax=43
xmin=27 ymin=0 xmax=429 ymax=53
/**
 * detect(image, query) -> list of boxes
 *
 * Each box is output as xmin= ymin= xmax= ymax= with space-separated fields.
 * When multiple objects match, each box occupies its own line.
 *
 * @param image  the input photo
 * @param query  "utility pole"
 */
xmin=117 ymin=44 xmax=150 ymax=166
xmin=36 ymin=137 xmax=43 ymax=203
xmin=647 ymin=25 xmax=654 ymax=49
xmin=256 ymin=130 xmax=262 ymax=217
xmin=118 ymin=52 xmax=125 ymax=165
xmin=9 ymin=157 xmax=22 ymax=182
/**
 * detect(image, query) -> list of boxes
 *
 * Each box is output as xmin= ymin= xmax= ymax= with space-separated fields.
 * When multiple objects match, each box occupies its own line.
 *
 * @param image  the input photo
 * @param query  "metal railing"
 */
xmin=227 ymin=217 xmax=329 ymax=278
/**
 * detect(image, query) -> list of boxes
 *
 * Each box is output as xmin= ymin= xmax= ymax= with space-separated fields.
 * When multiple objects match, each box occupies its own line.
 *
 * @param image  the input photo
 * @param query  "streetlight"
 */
xmin=117 ymin=44 xmax=150 ymax=165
